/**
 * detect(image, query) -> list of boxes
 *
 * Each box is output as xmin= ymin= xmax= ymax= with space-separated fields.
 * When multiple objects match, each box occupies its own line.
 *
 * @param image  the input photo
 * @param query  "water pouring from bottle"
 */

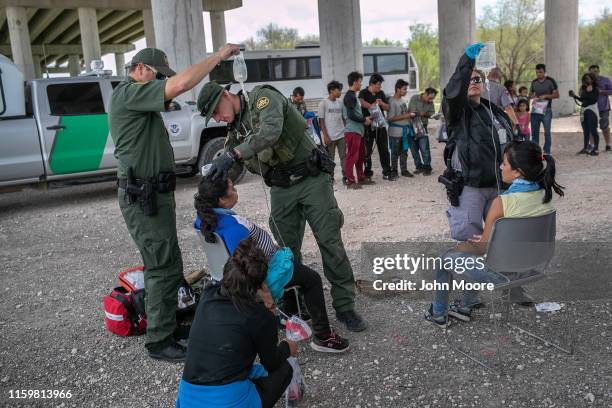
xmin=233 ymin=52 xmax=248 ymax=102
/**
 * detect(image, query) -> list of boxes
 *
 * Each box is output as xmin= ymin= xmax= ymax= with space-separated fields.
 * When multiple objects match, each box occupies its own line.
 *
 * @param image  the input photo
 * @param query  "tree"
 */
xmin=579 ymin=9 xmax=612 ymax=76
xmin=407 ymin=24 xmax=439 ymax=90
xmin=363 ymin=38 xmax=402 ymax=47
xmin=477 ymin=0 xmax=544 ymax=86
xmin=243 ymin=24 xmax=318 ymax=50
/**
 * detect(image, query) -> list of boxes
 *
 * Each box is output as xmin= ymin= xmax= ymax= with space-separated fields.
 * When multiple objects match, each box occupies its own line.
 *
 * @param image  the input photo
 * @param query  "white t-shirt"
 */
xmin=317 ymin=98 xmax=345 ymax=141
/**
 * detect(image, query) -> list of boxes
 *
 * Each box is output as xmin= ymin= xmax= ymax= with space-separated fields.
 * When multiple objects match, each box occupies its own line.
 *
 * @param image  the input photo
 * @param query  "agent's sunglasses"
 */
xmin=144 ymin=64 xmax=167 ymax=80
xmin=469 ymin=76 xmax=483 ymax=85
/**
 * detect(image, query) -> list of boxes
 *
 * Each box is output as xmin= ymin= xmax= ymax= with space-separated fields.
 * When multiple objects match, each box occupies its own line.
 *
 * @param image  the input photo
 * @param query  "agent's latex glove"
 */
xmin=206 ymin=150 xmax=237 ymax=180
xmin=465 ymin=42 xmax=485 ymax=60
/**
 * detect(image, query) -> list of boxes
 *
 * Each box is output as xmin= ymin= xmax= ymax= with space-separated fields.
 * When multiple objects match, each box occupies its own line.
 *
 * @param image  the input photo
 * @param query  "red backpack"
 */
xmin=103 ymin=266 xmax=147 ymax=336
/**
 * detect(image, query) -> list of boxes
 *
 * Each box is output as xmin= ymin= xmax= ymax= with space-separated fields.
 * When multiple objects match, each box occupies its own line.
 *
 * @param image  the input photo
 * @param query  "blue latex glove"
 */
xmin=465 ymin=42 xmax=485 ymax=60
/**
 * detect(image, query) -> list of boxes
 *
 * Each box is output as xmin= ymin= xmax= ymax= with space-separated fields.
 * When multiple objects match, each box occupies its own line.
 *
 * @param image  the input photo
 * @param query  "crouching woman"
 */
xmin=177 ymin=239 xmax=296 ymax=408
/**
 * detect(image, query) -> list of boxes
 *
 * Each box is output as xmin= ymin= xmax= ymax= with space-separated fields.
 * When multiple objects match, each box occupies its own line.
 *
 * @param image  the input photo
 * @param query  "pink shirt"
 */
xmin=516 ymin=112 xmax=530 ymax=136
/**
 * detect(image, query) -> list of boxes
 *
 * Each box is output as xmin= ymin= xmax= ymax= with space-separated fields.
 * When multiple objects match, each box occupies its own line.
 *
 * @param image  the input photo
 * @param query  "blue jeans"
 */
xmin=407 ymin=134 xmax=432 ymax=170
xmin=530 ymin=108 xmax=553 ymax=154
xmin=431 ymin=250 xmax=506 ymax=317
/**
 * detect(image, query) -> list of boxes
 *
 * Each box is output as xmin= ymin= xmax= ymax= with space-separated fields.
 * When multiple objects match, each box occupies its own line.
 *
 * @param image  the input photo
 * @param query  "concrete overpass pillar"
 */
xmin=6 ymin=6 xmax=35 ymax=80
xmin=114 ymin=53 xmax=125 ymax=76
xmin=78 ymin=7 xmax=102 ymax=71
xmin=68 ymin=54 xmax=81 ymax=77
xmin=210 ymin=11 xmax=226 ymax=52
xmin=151 ymin=0 xmax=206 ymax=101
xmin=32 ymin=55 xmax=42 ymax=78
xmin=317 ymin=0 xmax=363 ymax=91
xmin=545 ymin=0 xmax=579 ymax=117
xmin=438 ymin=0 xmax=475 ymax=92
xmin=143 ymin=9 xmax=156 ymax=48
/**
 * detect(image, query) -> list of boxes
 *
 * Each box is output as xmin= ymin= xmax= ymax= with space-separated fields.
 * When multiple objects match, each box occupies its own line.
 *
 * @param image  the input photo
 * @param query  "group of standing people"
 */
xmin=569 ymin=65 xmax=612 ymax=156
xmin=313 ymin=72 xmax=437 ymax=190
xmin=500 ymin=64 xmax=611 ymax=156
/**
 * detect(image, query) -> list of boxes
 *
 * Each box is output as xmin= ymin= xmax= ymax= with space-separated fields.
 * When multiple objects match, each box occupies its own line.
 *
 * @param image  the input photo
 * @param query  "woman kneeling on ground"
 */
xmin=178 ymin=239 xmax=295 ymax=407
xmin=193 ymin=171 xmax=349 ymax=353
xmin=426 ymin=140 xmax=565 ymax=328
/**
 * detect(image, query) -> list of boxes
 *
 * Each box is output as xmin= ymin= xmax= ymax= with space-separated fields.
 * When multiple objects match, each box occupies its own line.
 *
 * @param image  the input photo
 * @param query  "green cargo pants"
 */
xmin=269 ymin=173 xmax=356 ymax=313
xmin=118 ymin=189 xmax=183 ymax=352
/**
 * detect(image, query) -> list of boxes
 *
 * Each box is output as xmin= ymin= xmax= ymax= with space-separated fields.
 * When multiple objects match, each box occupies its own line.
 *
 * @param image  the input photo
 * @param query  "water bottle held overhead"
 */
xmin=476 ymin=42 xmax=496 ymax=74
xmin=233 ymin=52 xmax=248 ymax=83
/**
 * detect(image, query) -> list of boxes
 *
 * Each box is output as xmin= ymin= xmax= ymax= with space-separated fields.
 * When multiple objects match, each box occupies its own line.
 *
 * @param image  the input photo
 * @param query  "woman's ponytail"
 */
xmin=540 ymin=154 xmax=565 ymax=203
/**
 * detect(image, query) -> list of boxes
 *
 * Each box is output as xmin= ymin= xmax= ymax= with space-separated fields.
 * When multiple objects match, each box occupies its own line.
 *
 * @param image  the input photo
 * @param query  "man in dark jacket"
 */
xmin=441 ymin=43 xmax=532 ymax=306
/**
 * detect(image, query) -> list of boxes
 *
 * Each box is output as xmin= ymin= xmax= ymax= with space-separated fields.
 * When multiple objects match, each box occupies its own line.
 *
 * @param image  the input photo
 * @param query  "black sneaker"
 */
xmin=589 ymin=150 xmax=599 ymax=156
xmin=447 ymin=300 xmax=472 ymax=322
xmin=310 ymin=328 xmax=350 ymax=353
xmin=576 ymin=149 xmax=588 ymax=155
xmin=606 ymin=145 xmax=611 ymax=152
xmin=148 ymin=342 xmax=186 ymax=362
xmin=383 ymin=174 xmax=397 ymax=181
xmin=359 ymin=177 xmax=376 ymax=185
xmin=336 ymin=310 xmax=367 ymax=332
xmin=423 ymin=169 xmax=433 ymax=176
xmin=401 ymin=170 xmax=414 ymax=177
xmin=414 ymin=168 xmax=424 ymax=174
xmin=424 ymin=305 xmax=451 ymax=329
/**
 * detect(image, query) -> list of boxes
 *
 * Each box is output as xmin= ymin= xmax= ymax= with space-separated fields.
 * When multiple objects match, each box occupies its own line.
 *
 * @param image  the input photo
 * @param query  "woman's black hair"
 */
xmin=503 ymin=140 xmax=564 ymax=203
xmin=220 ymin=238 xmax=268 ymax=313
xmin=193 ymin=174 xmax=230 ymax=243
xmin=581 ymin=73 xmax=598 ymax=91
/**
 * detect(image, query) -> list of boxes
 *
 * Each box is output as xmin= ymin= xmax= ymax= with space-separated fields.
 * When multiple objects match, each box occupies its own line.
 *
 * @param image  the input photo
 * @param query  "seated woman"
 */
xmin=426 ymin=140 xmax=565 ymax=327
xmin=178 ymin=239 xmax=295 ymax=408
xmin=194 ymin=172 xmax=349 ymax=353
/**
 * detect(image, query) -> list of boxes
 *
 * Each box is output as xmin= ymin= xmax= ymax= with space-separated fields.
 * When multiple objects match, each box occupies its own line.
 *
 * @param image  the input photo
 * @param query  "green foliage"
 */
xmin=243 ymin=24 xmax=318 ymax=50
xmin=407 ymin=24 xmax=439 ymax=90
xmin=579 ymin=9 xmax=612 ymax=76
xmin=477 ymin=0 xmax=544 ymax=87
xmin=363 ymin=38 xmax=402 ymax=47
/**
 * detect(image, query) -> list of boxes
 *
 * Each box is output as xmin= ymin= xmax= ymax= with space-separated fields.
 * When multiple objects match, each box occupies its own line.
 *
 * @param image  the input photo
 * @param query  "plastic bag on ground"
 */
xmin=285 ymin=357 xmax=306 ymax=407
xmin=535 ymin=302 xmax=563 ymax=313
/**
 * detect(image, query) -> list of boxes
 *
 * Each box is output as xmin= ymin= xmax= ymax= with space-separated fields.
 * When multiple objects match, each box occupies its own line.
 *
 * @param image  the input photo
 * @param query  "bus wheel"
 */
xmin=197 ymin=136 xmax=246 ymax=184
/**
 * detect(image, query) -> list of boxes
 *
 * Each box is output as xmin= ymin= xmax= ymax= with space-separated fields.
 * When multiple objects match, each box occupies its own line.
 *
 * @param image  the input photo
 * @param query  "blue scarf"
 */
xmin=502 ymin=178 xmax=541 ymax=195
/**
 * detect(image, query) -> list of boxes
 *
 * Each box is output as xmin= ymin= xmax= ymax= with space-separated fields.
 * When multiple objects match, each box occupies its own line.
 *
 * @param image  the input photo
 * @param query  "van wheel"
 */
xmin=197 ymin=137 xmax=246 ymax=184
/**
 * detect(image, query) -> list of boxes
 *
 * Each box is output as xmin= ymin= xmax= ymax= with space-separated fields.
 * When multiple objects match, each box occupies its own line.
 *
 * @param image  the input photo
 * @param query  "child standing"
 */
xmin=516 ymin=99 xmax=531 ymax=141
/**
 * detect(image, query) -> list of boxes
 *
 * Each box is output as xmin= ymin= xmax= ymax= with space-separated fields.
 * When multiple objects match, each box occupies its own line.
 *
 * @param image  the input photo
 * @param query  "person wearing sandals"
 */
xmin=194 ymin=171 xmax=349 ymax=352
xmin=425 ymin=141 xmax=564 ymax=327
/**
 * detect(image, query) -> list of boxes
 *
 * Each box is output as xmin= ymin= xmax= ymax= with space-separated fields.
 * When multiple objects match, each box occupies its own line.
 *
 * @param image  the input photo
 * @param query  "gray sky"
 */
xmin=104 ymin=0 xmax=611 ymax=74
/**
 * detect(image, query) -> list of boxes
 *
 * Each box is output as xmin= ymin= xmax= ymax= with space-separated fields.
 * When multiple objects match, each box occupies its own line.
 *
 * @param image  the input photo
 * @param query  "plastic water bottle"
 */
xmin=233 ymin=52 xmax=247 ymax=83
xmin=476 ymin=42 xmax=496 ymax=74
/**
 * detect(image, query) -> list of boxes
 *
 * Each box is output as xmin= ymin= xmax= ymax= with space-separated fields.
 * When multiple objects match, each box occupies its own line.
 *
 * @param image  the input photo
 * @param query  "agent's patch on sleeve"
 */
xmin=256 ymin=96 xmax=270 ymax=110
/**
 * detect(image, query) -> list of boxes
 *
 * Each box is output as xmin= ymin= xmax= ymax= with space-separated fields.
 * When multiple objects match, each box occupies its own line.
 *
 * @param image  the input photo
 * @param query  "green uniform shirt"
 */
xmin=109 ymin=78 xmax=174 ymax=179
xmin=226 ymin=85 xmax=316 ymax=174
xmin=408 ymin=93 xmax=435 ymax=128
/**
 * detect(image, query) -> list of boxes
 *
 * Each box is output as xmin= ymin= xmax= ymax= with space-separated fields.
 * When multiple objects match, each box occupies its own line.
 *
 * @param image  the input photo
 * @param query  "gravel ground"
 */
xmin=1 ymin=119 xmax=611 ymax=408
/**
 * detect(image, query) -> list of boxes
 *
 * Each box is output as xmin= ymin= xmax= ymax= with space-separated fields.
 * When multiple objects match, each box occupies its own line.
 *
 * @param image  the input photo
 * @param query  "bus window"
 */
xmin=409 ymin=55 xmax=416 ymax=69
xmin=376 ymin=54 xmax=407 ymax=74
xmin=210 ymin=61 xmax=233 ymax=83
xmin=246 ymin=59 xmax=271 ymax=82
xmin=363 ymin=55 xmax=375 ymax=75
xmin=308 ymin=57 xmax=321 ymax=78
xmin=286 ymin=58 xmax=307 ymax=79
xmin=410 ymin=71 xmax=417 ymax=89
xmin=272 ymin=60 xmax=283 ymax=80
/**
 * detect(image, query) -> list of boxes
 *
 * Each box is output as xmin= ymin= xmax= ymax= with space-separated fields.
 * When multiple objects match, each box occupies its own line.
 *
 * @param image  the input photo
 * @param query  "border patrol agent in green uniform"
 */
xmin=109 ymin=45 xmax=239 ymax=362
xmin=197 ymin=82 xmax=367 ymax=332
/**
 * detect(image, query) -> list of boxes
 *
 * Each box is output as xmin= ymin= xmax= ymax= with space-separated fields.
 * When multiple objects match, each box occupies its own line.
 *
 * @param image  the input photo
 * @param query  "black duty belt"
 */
xmin=117 ymin=172 xmax=176 ymax=193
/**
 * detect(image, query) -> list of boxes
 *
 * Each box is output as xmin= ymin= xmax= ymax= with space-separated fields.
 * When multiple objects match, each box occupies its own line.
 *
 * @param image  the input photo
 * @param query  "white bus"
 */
xmin=209 ymin=45 xmax=419 ymax=111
